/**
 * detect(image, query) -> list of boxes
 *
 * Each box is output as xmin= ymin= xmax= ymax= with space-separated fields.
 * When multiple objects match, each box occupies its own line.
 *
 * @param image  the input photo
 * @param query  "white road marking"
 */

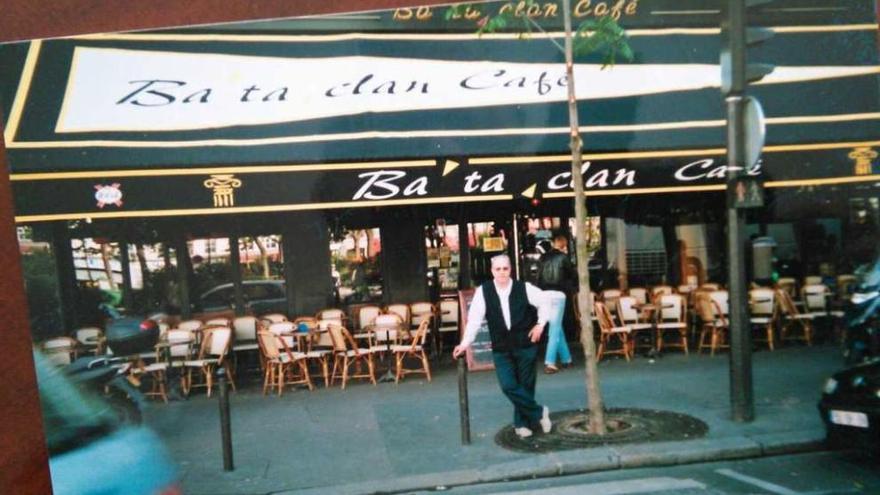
xmin=494 ymin=476 xmax=705 ymax=495
xmin=715 ymin=468 xmax=802 ymax=495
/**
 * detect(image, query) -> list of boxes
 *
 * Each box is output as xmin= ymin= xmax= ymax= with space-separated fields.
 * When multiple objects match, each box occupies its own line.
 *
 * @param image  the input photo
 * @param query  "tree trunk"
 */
xmin=136 ymin=244 xmax=149 ymax=281
xmin=254 ymin=236 xmax=270 ymax=278
xmin=563 ymin=0 xmax=606 ymax=435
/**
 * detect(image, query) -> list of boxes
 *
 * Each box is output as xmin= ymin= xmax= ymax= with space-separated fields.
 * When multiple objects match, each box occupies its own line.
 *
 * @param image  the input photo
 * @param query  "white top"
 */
xmin=459 ymin=280 xmax=550 ymax=348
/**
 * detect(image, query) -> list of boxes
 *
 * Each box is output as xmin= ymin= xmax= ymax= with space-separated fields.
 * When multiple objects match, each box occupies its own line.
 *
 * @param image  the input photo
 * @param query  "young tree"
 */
xmin=447 ymin=1 xmax=632 ymax=434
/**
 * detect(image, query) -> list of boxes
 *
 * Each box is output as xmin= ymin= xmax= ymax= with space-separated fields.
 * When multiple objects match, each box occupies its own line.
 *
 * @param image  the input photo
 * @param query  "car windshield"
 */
xmin=34 ymin=352 xmax=118 ymax=456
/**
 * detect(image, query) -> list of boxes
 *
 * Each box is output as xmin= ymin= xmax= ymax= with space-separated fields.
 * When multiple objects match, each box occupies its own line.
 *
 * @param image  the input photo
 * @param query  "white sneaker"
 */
xmin=514 ymin=427 xmax=533 ymax=438
xmin=540 ymin=406 xmax=552 ymax=433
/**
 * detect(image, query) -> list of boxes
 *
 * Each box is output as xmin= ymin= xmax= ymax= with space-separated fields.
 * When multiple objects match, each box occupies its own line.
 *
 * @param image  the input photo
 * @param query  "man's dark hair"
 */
xmin=551 ymin=229 xmax=568 ymax=242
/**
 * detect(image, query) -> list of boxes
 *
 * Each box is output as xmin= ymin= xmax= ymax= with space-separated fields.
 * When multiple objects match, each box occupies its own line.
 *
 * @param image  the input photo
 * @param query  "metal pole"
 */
xmin=217 ymin=368 xmax=234 ymax=470
xmin=457 ymin=357 xmax=471 ymax=445
xmin=725 ymin=0 xmax=754 ymax=422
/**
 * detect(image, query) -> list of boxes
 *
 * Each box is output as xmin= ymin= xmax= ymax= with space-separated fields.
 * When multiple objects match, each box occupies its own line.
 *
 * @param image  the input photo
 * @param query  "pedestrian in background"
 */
xmin=453 ymin=254 xmax=553 ymax=439
xmin=537 ymin=230 xmax=577 ymax=374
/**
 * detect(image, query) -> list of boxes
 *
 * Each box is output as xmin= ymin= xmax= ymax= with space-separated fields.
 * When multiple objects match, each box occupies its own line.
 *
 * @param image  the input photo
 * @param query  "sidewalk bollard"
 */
xmin=217 ymin=368 xmax=234 ymax=471
xmin=456 ymin=357 xmax=471 ymax=445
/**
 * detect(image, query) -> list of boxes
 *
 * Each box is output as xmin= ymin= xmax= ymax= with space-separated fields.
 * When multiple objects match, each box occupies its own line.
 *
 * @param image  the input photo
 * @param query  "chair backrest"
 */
xmin=775 ymin=278 xmax=797 ymax=299
xmin=627 ymin=287 xmax=648 ymax=305
xmin=695 ymin=293 xmax=715 ymax=322
xmin=385 ymin=303 xmax=410 ymax=323
xmin=268 ymin=321 xmax=297 ymax=349
xmin=594 ymin=302 xmax=615 ymax=333
xmin=260 ymin=313 xmax=288 ymax=326
xmin=257 ymin=329 xmax=281 ymax=360
xmin=177 ymin=319 xmax=203 ymax=332
xmin=316 ymin=308 xmax=345 ymax=322
xmin=708 ymin=290 xmax=729 ymax=317
xmin=700 ymin=283 xmax=721 ymax=291
xmin=409 ymin=302 xmax=435 ymax=328
xmin=74 ymin=327 xmax=103 ymax=345
xmin=677 ymin=285 xmax=694 ymax=294
xmin=356 ymin=305 xmax=382 ymax=330
xmin=749 ymin=288 xmax=776 ymax=317
xmin=232 ymin=316 xmax=259 ymax=342
xmin=804 ymin=275 xmax=822 ymax=286
xmin=658 ymin=294 xmax=685 ymax=322
xmin=372 ymin=313 xmax=402 ymax=343
xmin=205 ymin=317 xmax=231 ymax=328
xmin=651 ymin=285 xmax=674 ymax=300
xmin=200 ymin=327 xmax=232 ymax=359
xmin=600 ymin=289 xmax=622 ymax=302
xmin=326 ymin=325 xmax=355 ymax=352
xmin=41 ymin=337 xmax=77 ymax=365
xmin=776 ymin=288 xmax=801 ymax=317
xmin=439 ymin=299 xmax=459 ymax=325
xmin=166 ymin=329 xmax=194 ymax=359
xmin=409 ymin=318 xmax=431 ymax=347
xmin=802 ymin=284 xmax=829 ymax=311
xmin=616 ymin=296 xmax=640 ymax=324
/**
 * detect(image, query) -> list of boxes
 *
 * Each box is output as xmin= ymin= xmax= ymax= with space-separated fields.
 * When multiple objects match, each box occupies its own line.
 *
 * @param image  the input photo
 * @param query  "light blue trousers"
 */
xmin=544 ymin=290 xmax=572 ymax=367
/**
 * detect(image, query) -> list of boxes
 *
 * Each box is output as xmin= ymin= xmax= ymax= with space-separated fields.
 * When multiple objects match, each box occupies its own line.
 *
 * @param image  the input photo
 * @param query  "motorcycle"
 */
xmin=63 ymin=318 xmax=161 ymax=423
xmin=843 ymin=255 xmax=880 ymax=365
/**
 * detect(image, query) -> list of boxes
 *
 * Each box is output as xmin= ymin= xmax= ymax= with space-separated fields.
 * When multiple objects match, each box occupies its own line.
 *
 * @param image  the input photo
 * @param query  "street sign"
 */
xmin=743 ymin=96 xmax=766 ymax=169
xmin=731 ymin=177 xmax=764 ymax=209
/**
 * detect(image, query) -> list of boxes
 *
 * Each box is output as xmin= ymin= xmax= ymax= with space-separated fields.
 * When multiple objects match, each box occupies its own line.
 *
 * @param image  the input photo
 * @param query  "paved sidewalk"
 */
xmin=143 ymin=344 xmax=842 ymax=495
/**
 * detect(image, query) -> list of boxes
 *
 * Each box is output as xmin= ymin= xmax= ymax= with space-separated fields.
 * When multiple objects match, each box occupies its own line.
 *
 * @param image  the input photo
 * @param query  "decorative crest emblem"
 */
xmin=848 ymin=147 xmax=877 ymax=176
xmin=94 ymin=183 xmax=123 ymax=208
xmin=203 ymin=174 xmax=243 ymax=207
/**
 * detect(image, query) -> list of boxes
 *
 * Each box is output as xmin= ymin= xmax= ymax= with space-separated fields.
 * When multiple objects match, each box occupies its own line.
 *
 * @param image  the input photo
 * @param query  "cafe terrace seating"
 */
xmin=749 ymin=288 xmax=778 ymax=350
xmin=327 ymin=324 xmax=376 ymax=389
xmin=293 ymin=317 xmax=331 ymax=388
xmin=594 ymin=301 xmax=632 ymax=362
xmin=257 ymin=329 xmax=313 ymax=396
xmin=385 ymin=303 xmax=411 ymax=330
xmin=366 ymin=313 xmax=404 ymax=359
xmin=777 ymin=288 xmax=813 ymax=346
xmin=627 ymin=287 xmax=649 ymax=305
xmin=315 ymin=308 xmax=346 ymax=326
xmin=391 ymin=318 xmax=432 ymax=383
xmin=183 ymin=326 xmax=236 ymax=397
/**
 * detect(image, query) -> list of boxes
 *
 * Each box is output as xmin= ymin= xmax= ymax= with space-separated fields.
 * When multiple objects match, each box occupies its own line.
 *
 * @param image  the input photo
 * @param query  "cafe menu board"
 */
xmin=458 ymin=288 xmax=495 ymax=372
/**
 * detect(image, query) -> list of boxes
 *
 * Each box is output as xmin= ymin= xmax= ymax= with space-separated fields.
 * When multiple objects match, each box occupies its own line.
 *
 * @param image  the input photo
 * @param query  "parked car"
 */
xmin=196 ymin=279 xmax=287 ymax=319
xmin=818 ymin=359 xmax=880 ymax=451
xmin=34 ymin=352 xmax=179 ymax=495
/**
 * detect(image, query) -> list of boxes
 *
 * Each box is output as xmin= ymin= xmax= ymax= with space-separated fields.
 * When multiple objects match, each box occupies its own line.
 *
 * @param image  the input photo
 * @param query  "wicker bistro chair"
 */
xmin=257 ymin=329 xmax=313 ymax=396
xmin=436 ymin=298 xmax=460 ymax=354
xmin=73 ymin=327 xmax=104 ymax=356
xmin=600 ymin=289 xmax=623 ymax=315
xmin=176 ymin=319 xmax=204 ymax=332
xmin=183 ymin=326 xmax=236 ymax=397
xmin=627 ymin=287 xmax=649 ymax=305
xmin=616 ymin=296 xmax=654 ymax=353
xmin=391 ymin=318 xmax=432 ymax=383
xmin=594 ymin=302 xmax=633 ymax=362
xmin=655 ymin=294 xmax=689 ymax=354
xmin=205 ymin=317 xmax=231 ymax=328
xmin=385 ymin=303 xmax=410 ymax=329
xmin=231 ymin=316 xmax=261 ymax=362
xmin=776 ymin=288 xmax=814 ymax=346
xmin=292 ymin=317 xmax=331 ymax=388
xmin=327 ymin=324 xmax=376 ymax=389
xmin=366 ymin=313 xmax=404 ymax=359
xmin=650 ymin=285 xmax=674 ymax=301
xmin=696 ymin=291 xmax=729 ymax=355
xmin=41 ymin=336 xmax=79 ymax=366
xmin=315 ymin=308 xmax=346 ymax=327
xmin=355 ymin=305 xmax=382 ymax=332
xmin=749 ymin=288 xmax=778 ymax=350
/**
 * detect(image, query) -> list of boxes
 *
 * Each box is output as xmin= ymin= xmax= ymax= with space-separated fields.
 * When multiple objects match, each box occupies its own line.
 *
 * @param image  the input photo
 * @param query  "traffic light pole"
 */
xmin=724 ymin=0 xmax=755 ymax=423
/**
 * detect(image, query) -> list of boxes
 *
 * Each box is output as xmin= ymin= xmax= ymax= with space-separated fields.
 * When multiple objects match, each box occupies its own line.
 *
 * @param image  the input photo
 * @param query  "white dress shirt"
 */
xmin=459 ymin=280 xmax=550 ymax=348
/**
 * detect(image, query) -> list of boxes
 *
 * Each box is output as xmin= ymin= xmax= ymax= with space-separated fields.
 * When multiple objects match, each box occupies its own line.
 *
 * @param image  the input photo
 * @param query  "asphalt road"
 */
xmin=413 ymin=451 xmax=880 ymax=495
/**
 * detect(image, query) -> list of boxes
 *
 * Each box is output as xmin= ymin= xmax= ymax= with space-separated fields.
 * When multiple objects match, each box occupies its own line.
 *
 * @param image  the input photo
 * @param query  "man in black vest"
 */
xmin=453 ymin=254 xmax=553 ymax=438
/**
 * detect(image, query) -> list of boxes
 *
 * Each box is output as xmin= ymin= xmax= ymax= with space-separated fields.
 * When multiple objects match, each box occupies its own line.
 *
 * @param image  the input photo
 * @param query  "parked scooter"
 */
xmin=843 ymin=255 xmax=880 ymax=365
xmin=63 ymin=318 xmax=161 ymax=423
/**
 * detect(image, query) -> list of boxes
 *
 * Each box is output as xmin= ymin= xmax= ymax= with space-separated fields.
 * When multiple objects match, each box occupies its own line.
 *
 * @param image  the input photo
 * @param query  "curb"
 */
xmin=282 ymin=430 xmax=827 ymax=495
